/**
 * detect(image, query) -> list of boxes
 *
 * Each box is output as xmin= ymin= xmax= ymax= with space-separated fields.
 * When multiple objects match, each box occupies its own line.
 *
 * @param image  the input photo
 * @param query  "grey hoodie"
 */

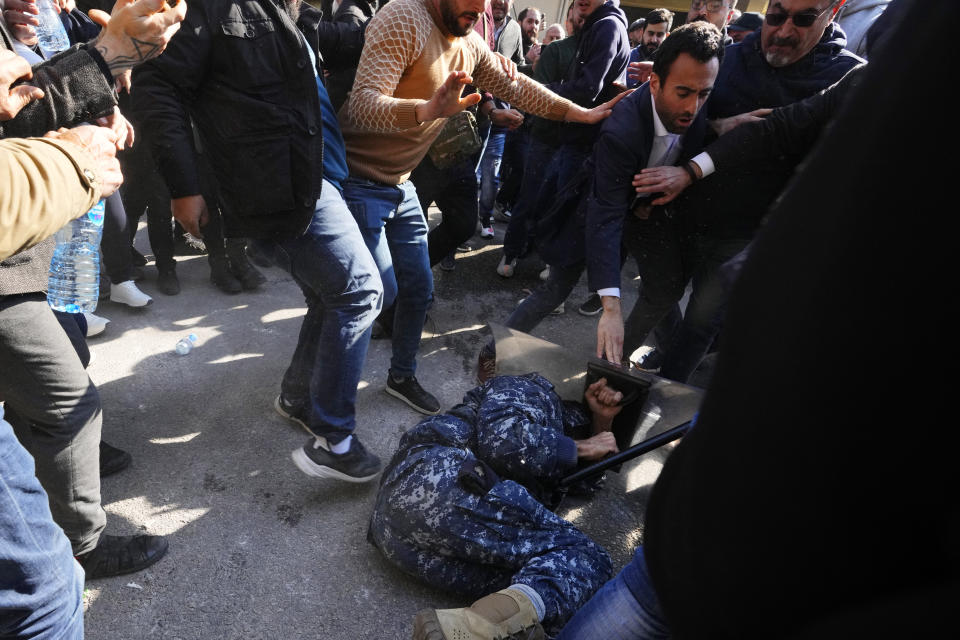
xmin=836 ymin=0 xmax=891 ymax=57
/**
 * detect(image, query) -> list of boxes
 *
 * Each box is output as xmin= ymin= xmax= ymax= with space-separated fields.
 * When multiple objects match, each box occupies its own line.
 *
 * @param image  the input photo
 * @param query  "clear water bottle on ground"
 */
xmin=35 ymin=0 xmax=71 ymax=57
xmin=47 ymin=200 xmax=105 ymax=314
xmin=175 ymin=334 xmax=198 ymax=355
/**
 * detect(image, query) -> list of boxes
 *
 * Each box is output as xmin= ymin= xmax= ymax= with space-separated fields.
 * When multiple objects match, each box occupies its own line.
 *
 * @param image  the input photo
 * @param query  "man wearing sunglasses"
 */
xmin=605 ymin=0 xmax=861 ymax=383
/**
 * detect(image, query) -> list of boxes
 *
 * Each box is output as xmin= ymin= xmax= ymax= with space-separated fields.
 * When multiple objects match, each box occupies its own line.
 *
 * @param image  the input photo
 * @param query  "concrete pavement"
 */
xmin=82 ymin=216 xmax=697 ymax=640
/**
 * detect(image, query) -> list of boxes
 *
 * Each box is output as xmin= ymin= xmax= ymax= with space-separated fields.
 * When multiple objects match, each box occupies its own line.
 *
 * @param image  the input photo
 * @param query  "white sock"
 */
xmin=330 ymin=435 xmax=352 ymax=455
xmin=506 ymin=584 xmax=545 ymax=621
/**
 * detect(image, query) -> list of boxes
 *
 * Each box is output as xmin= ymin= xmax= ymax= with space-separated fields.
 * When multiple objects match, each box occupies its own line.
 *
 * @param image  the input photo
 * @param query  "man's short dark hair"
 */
xmin=646 ymin=8 xmax=674 ymax=31
xmin=651 ymin=21 xmax=722 ymax=84
xmin=629 ymin=19 xmax=646 ymax=33
xmin=518 ymin=6 xmax=544 ymax=23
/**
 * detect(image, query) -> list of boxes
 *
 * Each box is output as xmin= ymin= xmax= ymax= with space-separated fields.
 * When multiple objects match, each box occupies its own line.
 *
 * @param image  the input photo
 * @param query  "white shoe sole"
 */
xmin=290 ymin=447 xmax=378 ymax=483
xmin=110 ymin=293 xmax=152 ymax=308
xmin=273 ymin=396 xmax=313 ymax=436
xmin=384 ymin=386 xmax=441 ymax=416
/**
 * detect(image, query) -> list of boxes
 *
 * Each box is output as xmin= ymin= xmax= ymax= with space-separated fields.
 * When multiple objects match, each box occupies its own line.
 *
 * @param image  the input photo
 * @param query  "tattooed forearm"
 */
xmin=94 ymin=37 xmax=163 ymax=77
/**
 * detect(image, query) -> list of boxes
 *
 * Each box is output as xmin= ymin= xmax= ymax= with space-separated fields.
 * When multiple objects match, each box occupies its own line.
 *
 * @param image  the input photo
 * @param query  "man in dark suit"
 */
xmin=477 ymin=22 xmax=722 ymax=383
xmin=599 ymin=0 xmax=863 ymax=381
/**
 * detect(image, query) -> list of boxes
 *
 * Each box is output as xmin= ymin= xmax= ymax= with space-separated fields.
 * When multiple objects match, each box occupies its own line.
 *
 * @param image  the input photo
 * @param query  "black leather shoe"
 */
xmin=76 ymin=534 xmax=169 ymax=579
xmin=100 ymin=441 xmax=132 ymax=477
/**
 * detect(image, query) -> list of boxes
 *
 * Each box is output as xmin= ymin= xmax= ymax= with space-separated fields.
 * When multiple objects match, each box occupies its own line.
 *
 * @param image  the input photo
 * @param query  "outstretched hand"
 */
xmin=565 ymin=89 xmax=633 ymax=125
xmin=415 ymin=71 xmax=482 ymax=124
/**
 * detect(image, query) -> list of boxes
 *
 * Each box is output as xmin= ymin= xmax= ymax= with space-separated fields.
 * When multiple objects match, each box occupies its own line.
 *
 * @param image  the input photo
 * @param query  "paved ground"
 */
xmin=82 ymin=214 xmax=701 ymax=640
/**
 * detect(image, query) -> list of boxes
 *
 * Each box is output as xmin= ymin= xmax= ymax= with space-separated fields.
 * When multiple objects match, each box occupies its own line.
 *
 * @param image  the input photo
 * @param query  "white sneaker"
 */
xmin=109 ymin=280 xmax=153 ymax=308
xmin=480 ymin=226 xmax=495 ymax=238
xmin=83 ymin=312 xmax=110 ymax=337
xmin=539 ymin=266 xmax=550 ymax=281
xmin=496 ymin=256 xmax=517 ymax=278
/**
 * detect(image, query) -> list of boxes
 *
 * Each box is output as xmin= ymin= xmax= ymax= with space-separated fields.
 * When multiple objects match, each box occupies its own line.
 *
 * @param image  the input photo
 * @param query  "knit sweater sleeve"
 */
xmin=346 ymin=0 xmax=432 ymax=132
xmin=471 ymin=39 xmax=571 ymax=121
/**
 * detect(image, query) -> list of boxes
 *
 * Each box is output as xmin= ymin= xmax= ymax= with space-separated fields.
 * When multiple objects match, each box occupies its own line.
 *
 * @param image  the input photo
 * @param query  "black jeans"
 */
xmin=411 ymin=154 xmax=480 ymax=267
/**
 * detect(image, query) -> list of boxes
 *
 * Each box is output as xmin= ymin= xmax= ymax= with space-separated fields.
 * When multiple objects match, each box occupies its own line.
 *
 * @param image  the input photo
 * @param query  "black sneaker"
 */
xmin=440 ymin=254 xmax=456 ymax=271
xmin=291 ymin=436 xmax=381 ymax=483
xmin=77 ymin=534 xmax=169 ymax=579
xmin=386 ymin=374 xmax=440 ymax=415
xmin=578 ymin=293 xmax=603 ymax=316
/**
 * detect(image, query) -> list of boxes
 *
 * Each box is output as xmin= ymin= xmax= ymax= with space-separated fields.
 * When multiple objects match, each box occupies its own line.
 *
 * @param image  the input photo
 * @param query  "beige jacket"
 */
xmin=0 ymin=136 xmax=102 ymax=261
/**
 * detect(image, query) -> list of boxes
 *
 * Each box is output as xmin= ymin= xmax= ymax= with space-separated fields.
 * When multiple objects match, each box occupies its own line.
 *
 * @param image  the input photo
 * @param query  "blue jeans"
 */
xmin=1 ymin=408 xmax=85 ymax=640
xmin=556 ymin=547 xmax=670 ymax=640
xmin=254 ymin=180 xmax=383 ymax=444
xmin=342 ymin=177 xmax=433 ymax=378
xmin=476 ymin=126 xmax=506 ymax=227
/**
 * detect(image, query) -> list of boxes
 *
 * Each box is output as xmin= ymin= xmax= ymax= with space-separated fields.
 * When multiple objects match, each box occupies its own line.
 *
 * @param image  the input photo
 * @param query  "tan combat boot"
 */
xmin=412 ymin=588 xmax=545 ymax=640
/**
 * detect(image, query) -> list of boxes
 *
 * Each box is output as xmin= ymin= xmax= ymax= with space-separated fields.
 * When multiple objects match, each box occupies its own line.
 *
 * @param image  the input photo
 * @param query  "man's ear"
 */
xmin=650 ymin=72 xmax=661 ymax=95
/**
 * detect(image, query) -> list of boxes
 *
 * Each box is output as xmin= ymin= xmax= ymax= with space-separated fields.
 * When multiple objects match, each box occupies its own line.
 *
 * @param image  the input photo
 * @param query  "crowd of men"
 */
xmin=5 ymin=0 xmax=956 ymax=638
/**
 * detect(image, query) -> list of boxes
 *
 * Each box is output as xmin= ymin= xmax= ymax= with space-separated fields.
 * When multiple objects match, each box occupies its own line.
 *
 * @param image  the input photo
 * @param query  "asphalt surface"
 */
xmin=82 ymin=213 xmax=702 ymax=640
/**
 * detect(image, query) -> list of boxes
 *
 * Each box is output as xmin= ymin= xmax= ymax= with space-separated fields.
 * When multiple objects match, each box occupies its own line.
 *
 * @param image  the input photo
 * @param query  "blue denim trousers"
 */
xmin=476 ymin=126 xmax=506 ymax=227
xmin=1 ymin=408 xmax=85 ymax=640
xmin=556 ymin=547 xmax=670 ymax=640
xmin=342 ymin=177 xmax=433 ymax=378
xmin=254 ymin=180 xmax=383 ymax=444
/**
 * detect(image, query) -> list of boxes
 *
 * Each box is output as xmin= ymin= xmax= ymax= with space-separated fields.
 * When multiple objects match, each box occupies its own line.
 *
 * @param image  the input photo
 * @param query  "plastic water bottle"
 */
xmin=47 ymin=200 xmax=105 ymax=314
xmin=175 ymin=334 xmax=198 ymax=355
xmin=35 ymin=0 xmax=71 ymax=58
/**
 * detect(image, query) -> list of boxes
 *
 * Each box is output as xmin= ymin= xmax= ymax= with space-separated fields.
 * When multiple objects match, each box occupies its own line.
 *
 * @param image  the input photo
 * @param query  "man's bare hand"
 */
xmin=2 ymin=0 xmax=41 ymax=46
xmin=596 ymin=297 xmax=623 ymax=364
xmin=0 ymin=50 xmax=44 ymax=121
xmin=171 ymin=195 xmax=209 ymax=239
xmin=584 ymin=376 xmax=624 ymax=434
xmin=575 ymin=431 xmax=618 ymax=461
xmin=44 ymin=124 xmax=123 ymax=197
xmin=489 ymin=107 xmax=523 ymax=130
xmin=633 ymin=165 xmax=693 ymax=205
xmin=564 ymin=89 xmax=633 ymax=125
xmin=525 ymin=42 xmax=541 ymax=64
xmin=90 ymin=0 xmax=187 ymax=79
xmin=627 ymin=60 xmax=653 ymax=85
xmin=709 ymin=108 xmax=772 ymax=136
xmin=493 ymin=52 xmax=517 ymax=82
xmin=415 ymin=71 xmax=482 ymax=124
xmin=95 ymin=106 xmax=135 ymax=149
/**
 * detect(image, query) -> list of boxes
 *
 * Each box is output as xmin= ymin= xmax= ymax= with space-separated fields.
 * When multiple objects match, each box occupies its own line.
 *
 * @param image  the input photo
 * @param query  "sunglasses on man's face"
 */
xmin=765 ymin=2 xmax=836 ymax=28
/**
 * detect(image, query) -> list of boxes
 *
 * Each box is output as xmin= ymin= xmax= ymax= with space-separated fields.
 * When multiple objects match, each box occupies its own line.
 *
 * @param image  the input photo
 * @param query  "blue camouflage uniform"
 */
xmin=369 ymin=373 xmax=613 ymax=633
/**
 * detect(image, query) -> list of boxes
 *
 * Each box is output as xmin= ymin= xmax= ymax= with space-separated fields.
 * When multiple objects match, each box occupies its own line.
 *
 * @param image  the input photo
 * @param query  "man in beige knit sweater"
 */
xmin=338 ymin=0 xmax=624 ymax=418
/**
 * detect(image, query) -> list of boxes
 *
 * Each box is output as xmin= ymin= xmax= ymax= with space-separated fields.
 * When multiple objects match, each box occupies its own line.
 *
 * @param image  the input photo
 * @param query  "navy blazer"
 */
xmin=584 ymin=84 xmax=708 ymax=293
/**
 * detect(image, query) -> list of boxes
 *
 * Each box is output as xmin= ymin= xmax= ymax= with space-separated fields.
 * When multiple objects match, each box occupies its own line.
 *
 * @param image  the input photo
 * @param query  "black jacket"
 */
xmin=547 ymin=0 xmax=629 ymax=149
xmin=131 ymin=0 xmax=364 ymax=239
xmin=680 ymin=23 xmax=862 ymax=238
